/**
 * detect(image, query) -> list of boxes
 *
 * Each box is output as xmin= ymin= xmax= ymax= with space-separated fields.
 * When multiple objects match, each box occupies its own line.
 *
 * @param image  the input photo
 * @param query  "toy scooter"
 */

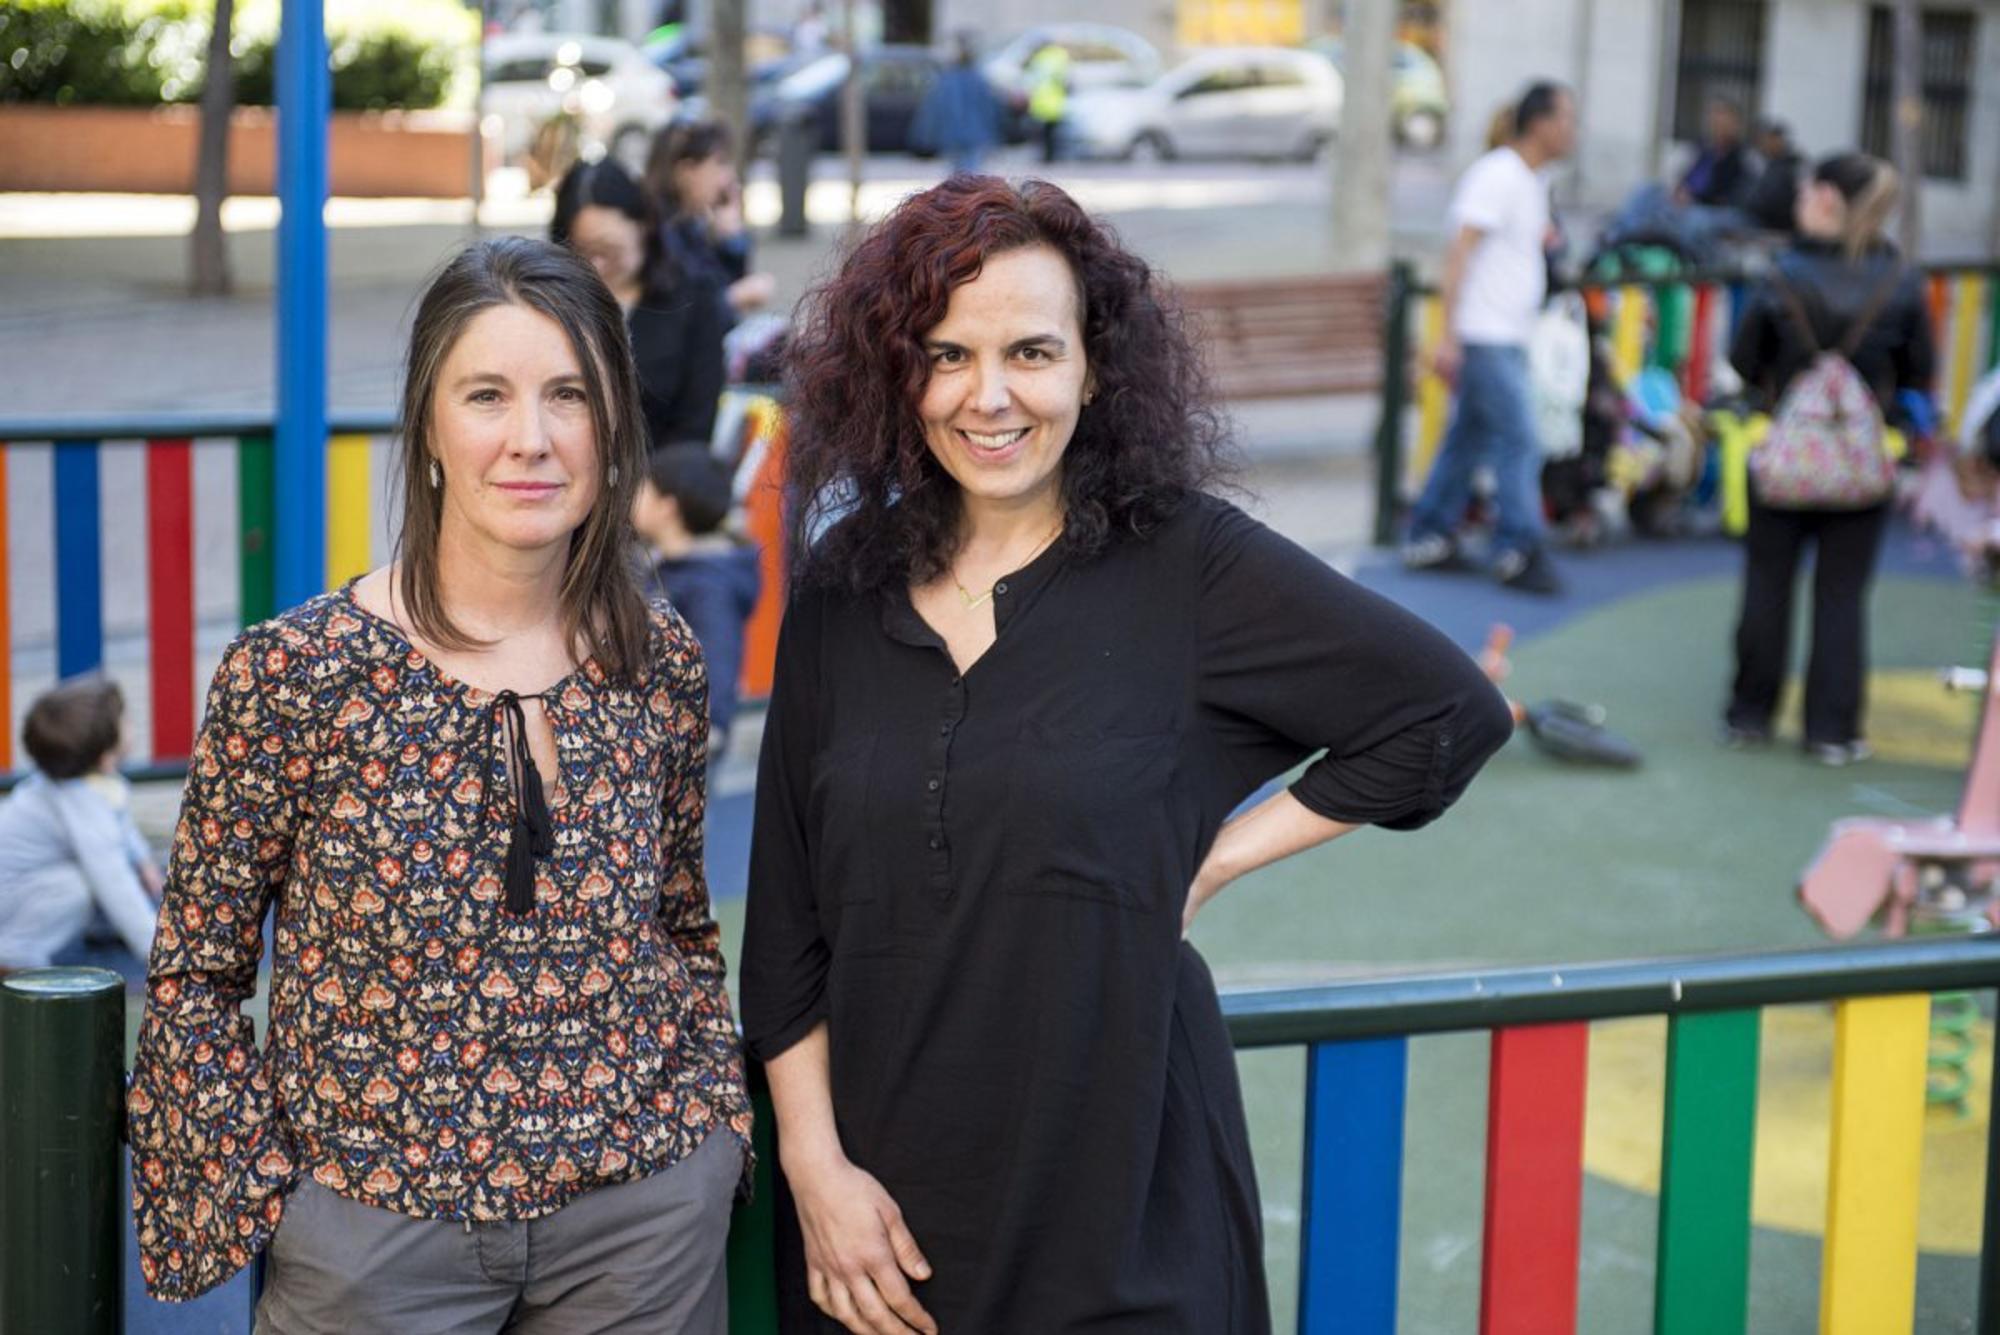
xmin=1478 ymin=625 xmax=1643 ymax=768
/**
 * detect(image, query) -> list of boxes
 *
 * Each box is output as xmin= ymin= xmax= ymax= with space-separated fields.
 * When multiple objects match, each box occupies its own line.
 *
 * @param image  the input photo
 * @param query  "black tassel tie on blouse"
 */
xmin=485 ymin=689 xmax=554 ymax=915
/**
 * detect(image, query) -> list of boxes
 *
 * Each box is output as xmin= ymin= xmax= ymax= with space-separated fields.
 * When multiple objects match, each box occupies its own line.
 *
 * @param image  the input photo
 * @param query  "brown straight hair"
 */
xmin=395 ymin=236 xmax=651 ymax=681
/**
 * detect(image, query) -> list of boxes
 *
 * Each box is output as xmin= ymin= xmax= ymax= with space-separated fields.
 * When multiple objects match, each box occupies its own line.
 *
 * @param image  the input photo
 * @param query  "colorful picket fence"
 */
xmin=1220 ymin=938 xmax=2000 ymax=1334
xmin=1377 ymin=261 xmax=2000 ymax=542
xmin=0 ymin=402 xmax=790 ymax=778
xmin=0 ymin=417 xmax=394 ymax=775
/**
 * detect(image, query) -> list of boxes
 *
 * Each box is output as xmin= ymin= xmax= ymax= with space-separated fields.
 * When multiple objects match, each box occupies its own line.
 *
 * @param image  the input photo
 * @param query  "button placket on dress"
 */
xmin=926 ymin=665 xmax=964 ymax=896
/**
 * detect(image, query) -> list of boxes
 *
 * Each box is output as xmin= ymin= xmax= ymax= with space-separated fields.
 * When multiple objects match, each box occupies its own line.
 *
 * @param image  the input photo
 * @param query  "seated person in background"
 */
xmin=0 ymin=679 xmax=160 ymax=971
xmin=1603 ymin=96 xmax=1759 ymax=260
xmin=633 ymin=444 xmax=763 ymax=755
xmin=1677 ymin=97 xmax=1755 ymax=208
xmin=1742 ymin=118 xmax=1805 ymax=235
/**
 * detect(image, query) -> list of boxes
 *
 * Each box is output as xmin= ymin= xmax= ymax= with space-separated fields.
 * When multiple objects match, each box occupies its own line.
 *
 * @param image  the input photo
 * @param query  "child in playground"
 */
xmin=0 ymin=678 xmax=161 ymax=971
xmin=633 ymin=443 xmax=762 ymax=755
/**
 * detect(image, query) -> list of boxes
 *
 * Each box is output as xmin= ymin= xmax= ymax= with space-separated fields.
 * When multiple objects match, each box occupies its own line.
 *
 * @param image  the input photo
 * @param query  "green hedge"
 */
xmin=0 ymin=0 xmax=476 ymax=109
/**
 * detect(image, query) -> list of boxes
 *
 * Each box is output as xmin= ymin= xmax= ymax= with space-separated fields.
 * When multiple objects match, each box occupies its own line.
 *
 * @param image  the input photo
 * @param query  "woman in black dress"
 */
xmin=740 ymin=176 xmax=1513 ymax=1334
xmin=551 ymin=158 xmax=726 ymax=448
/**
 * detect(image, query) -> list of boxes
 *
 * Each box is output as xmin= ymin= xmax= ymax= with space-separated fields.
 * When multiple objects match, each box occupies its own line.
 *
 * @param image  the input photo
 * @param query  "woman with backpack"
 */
xmin=1723 ymin=153 xmax=1935 ymax=765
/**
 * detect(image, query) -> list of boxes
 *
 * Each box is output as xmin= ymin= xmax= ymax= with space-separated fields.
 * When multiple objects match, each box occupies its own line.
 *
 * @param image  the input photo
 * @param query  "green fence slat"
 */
xmin=239 ymin=433 xmax=276 ymax=626
xmin=1655 ymin=1008 xmax=1761 ymax=1335
xmin=1987 ymin=267 xmax=1999 ymax=372
xmin=1653 ymin=285 xmax=1692 ymax=371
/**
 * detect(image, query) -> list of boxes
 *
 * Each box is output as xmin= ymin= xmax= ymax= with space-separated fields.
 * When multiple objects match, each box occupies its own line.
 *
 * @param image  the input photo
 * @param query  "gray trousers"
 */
xmin=255 ymin=1130 xmax=740 ymax=1334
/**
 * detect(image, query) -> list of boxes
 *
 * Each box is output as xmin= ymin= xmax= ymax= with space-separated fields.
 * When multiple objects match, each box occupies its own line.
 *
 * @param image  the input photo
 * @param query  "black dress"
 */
xmin=741 ymin=495 xmax=1512 ymax=1332
xmin=629 ymin=272 xmax=727 ymax=449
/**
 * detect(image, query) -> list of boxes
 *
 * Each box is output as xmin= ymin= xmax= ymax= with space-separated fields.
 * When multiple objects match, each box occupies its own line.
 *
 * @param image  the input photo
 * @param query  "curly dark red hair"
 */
xmin=783 ymin=174 xmax=1234 ymax=592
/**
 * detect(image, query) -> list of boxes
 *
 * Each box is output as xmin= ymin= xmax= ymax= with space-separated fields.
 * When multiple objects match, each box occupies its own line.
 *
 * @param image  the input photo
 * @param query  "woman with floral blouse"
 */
xmin=128 ymin=236 xmax=752 ymax=1330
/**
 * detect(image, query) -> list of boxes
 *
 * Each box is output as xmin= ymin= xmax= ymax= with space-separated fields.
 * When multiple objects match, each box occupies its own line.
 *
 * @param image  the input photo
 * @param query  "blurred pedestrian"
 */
xmin=644 ymin=119 xmax=779 ymax=322
xmin=553 ymin=157 xmax=727 ymax=448
xmin=912 ymin=32 xmax=1002 ymax=173
xmin=127 ymin=237 xmax=751 ymax=1317
xmin=741 ymin=175 xmax=1511 ymax=1334
xmin=633 ymin=443 xmax=762 ymax=756
xmin=792 ymin=1 xmax=828 ymax=57
xmin=1403 ymin=80 xmax=1577 ymax=594
xmin=0 ymin=678 xmax=159 ymax=972
xmin=1742 ymin=118 xmax=1804 ymax=235
xmin=1026 ymin=41 xmax=1070 ymax=164
xmin=1723 ymin=153 xmax=1935 ymax=765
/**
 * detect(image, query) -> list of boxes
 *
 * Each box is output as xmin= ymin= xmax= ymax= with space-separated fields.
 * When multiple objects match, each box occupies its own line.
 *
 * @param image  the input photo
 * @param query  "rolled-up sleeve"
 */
xmin=127 ymin=626 xmax=310 ymax=1301
xmin=1197 ymin=502 xmax=1513 ymax=831
xmin=739 ymin=591 xmax=831 ymax=1062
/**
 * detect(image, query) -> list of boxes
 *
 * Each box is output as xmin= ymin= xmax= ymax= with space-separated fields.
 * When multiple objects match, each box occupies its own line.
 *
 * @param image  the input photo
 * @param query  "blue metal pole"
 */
xmin=275 ymin=0 xmax=328 ymax=610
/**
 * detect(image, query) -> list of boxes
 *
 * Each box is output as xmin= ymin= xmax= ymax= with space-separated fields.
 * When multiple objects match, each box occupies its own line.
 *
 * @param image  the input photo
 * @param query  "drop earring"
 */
xmin=608 ymin=461 xmax=620 ymax=487
xmin=427 ymin=459 xmax=441 ymax=489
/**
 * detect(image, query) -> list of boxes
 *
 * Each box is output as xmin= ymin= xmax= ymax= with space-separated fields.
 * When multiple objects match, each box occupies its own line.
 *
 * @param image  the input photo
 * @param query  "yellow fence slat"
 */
xmin=1613 ymin=285 xmax=1647 ymax=386
xmin=327 ymin=434 xmax=374 ymax=588
xmin=1410 ymin=294 xmax=1449 ymax=490
xmin=1820 ymin=993 xmax=1930 ymax=1335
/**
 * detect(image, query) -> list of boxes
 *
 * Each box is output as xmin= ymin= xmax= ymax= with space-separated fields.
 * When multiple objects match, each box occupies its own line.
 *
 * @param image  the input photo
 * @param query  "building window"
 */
xmin=1673 ymin=0 xmax=1767 ymax=141
xmin=1862 ymin=7 xmax=1977 ymax=181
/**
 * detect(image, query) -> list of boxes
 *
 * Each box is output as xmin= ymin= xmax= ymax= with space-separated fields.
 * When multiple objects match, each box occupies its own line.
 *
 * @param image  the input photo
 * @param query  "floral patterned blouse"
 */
xmin=127 ymin=587 xmax=753 ymax=1302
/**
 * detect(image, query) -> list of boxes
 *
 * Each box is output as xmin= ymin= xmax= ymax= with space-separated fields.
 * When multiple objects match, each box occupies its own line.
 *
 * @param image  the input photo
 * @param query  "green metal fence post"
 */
xmin=726 ymin=1064 xmax=780 ymax=1334
xmin=0 ymin=967 xmax=127 ymax=1335
xmin=1372 ymin=261 xmax=1415 ymax=547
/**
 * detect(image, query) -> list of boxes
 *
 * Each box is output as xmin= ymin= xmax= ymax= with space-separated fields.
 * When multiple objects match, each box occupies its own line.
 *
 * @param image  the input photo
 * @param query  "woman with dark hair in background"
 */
xmin=644 ymin=119 xmax=779 ymax=321
xmin=552 ymin=156 xmax=727 ymax=448
xmin=128 ymin=236 xmax=750 ymax=1326
xmin=740 ymin=176 xmax=1512 ymax=1333
xmin=1724 ymin=153 xmax=1935 ymax=765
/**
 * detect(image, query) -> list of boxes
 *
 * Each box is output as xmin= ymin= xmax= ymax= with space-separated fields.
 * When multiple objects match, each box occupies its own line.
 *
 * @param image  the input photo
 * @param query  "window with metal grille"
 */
xmin=1862 ymin=7 xmax=1977 ymax=181
xmin=1673 ymin=0 xmax=1768 ymax=141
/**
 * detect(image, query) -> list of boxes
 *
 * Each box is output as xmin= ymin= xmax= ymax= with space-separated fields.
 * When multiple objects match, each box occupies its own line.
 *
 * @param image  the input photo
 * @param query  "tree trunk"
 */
xmin=189 ymin=0 xmax=236 ymax=296
xmin=1331 ymin=0 xmax=1394 ymax=272
xmin=1889 ymin=0 xmax=1922 ymax=253
xmin=709 ymin=0 xmax=748 ymax=170
xmin=841 ymin=0 xmax=864 ymax=227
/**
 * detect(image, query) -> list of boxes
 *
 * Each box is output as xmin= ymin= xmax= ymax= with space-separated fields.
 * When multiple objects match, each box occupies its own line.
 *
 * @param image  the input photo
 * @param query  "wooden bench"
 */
xmin=1178 ymin=273 xmax=1388 ymax=400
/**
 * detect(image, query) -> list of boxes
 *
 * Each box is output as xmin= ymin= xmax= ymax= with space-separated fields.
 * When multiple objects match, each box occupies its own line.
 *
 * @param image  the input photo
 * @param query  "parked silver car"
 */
xmin=1065 ymin=47 xmax=1342 ymax=163
xmin=981 ymin=22 xmax=1163 ymax=97
xmin=482 ymin=33 xmax=678 ymax=174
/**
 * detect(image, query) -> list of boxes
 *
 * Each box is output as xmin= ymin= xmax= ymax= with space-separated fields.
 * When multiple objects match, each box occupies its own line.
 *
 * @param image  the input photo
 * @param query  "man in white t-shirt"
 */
xmin=1403 ymin=81 xmax=1576 ymax=594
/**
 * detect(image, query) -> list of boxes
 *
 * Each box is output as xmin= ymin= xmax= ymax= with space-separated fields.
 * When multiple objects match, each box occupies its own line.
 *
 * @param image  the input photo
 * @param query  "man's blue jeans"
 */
xmin=1406 ymin=342 xmax=1545 ymax=560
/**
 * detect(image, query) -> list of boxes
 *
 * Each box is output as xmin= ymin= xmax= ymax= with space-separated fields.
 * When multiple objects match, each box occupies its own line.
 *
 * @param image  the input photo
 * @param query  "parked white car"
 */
xmin=482 ymin=33 xmax=677 ymax=173
xmin=981 ymin=22 xmax=1162 ymax=98
xmin=1066 ymin=47 xmax=1342 ymax=163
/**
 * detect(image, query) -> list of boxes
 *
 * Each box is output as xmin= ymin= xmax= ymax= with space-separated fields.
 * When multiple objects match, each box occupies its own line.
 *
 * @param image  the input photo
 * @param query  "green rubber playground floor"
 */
xmin=708 ymin=556 xmax=1986 ymax=1333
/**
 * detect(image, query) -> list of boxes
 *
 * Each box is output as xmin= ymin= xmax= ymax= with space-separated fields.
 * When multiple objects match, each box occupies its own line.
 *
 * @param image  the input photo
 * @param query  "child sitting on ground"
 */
xmin=0 ymin=678 xmax=161 ymax=971
xmin=632 ymin=443 xmax=763 ymax=756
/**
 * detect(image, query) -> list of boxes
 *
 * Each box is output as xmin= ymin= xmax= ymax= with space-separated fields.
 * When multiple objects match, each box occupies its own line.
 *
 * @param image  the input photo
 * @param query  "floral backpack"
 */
xmin=1750 ymin=266 xmax=1904 ymax=509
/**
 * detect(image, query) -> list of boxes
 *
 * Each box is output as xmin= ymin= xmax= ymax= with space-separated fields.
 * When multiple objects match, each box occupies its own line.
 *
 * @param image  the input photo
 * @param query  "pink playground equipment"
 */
xmin=1799 ymin=628 xmax=2000 ymax=939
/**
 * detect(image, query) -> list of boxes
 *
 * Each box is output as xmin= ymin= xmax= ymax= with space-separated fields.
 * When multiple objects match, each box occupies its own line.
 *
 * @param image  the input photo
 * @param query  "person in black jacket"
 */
xmin=1723 ymin=152 xmax=1936 ymax=765
xmin=1742 ymin=119 xmax=1804 ymax=234
xmin=551 ymin=158 xmax=726 ymax=448
xmin=643 ymin=119 xmax=778 ymax=324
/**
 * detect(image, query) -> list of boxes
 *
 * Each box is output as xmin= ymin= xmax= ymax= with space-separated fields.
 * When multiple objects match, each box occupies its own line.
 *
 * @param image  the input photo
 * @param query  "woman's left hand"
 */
xmin=1181 ymin=791 xmax=1361 ymax=938
xmin=1181 ymin=869 xmax=1224 ymax=938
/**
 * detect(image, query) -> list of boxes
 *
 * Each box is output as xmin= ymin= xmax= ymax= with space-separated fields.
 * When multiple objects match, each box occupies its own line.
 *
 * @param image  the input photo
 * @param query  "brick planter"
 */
xmin=0 ymin=104 xmax=486 ymax=196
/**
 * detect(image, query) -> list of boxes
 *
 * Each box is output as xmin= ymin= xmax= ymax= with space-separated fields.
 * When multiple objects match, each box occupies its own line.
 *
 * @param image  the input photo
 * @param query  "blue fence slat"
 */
xmin=53 ymin=441 xmax=103 ymax=678
xmin=1299 ymin=1036 xmax=1408 ymax=1334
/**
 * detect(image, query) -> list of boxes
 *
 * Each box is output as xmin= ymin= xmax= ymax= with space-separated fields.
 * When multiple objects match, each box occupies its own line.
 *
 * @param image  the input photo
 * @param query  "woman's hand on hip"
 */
xmin=788 ymin=1152 xmax=937 ymax=1334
